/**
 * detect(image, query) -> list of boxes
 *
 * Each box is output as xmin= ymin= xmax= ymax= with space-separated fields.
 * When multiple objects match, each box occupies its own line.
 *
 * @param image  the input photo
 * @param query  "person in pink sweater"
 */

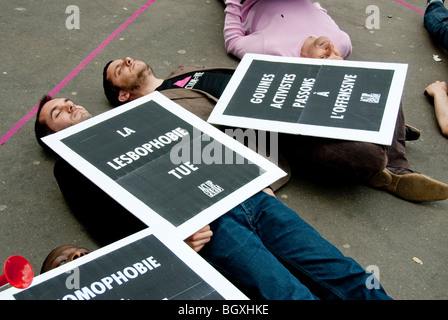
xmin=223 ymin=0 xmax=352 ymax=60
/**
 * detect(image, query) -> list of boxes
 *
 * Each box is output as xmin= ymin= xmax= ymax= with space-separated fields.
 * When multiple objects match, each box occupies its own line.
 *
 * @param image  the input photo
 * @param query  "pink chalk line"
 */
xmin=393 ymin=0 xmax=425 ymax=15
xmin=0 ymin=0 xmax=157 ymax=146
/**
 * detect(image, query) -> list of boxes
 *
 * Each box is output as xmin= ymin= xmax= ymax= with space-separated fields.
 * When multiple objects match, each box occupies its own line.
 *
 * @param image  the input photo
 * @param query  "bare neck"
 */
xmin=131 ymin=76 xmax=164 ymax=100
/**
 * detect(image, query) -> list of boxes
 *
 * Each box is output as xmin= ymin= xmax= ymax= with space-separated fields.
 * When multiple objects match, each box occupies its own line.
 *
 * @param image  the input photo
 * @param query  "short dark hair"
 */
xmin=34 ymin=95 xmax=58 ymax=155
xmin=103 ymin=60 xmax=121 ymax=107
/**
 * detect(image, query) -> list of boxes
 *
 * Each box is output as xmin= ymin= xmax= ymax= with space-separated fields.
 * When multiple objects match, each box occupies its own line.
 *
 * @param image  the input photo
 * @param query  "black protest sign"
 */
xmin=298 ymin=64 xmax=394 ymax=131
xmin=42 ymin=92 xmax=285 ymax=239
xmin=209 ymin=54 xmax=407 ymax=145
xmin=61 ymin=100 xmax=259 ymax=228
xmin=11 ymin=229 xmax=245 ymax=300
xmin=222 ymin=60 xmax=321 ymax=123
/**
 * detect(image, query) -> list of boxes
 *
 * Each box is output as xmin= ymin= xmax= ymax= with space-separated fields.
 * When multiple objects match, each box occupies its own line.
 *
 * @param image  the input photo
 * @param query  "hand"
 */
xmin=262 ymin=187 xmax=276 ymax=197
xmin=185 ymin=225 xmax=213 ymax=252
xmin=424 ymin=81 xmax=448 ymax=98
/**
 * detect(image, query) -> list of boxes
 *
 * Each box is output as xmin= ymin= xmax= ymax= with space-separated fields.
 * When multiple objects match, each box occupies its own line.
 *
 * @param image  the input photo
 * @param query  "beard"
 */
xmin=125 ymin=63 xmax=152 ymax=92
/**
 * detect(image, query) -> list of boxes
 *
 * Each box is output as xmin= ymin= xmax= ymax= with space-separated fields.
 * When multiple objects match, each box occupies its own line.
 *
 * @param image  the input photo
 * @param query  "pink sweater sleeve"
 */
xmin=224 ymin=0 xmax=265 ymax=59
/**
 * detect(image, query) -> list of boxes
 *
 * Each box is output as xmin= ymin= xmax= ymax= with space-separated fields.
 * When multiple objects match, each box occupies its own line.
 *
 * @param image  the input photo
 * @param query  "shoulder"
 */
xmin=166 ymin=65 xmax=235 ymax=79
xmin=160 ymin=89 xmax=216 ymax=122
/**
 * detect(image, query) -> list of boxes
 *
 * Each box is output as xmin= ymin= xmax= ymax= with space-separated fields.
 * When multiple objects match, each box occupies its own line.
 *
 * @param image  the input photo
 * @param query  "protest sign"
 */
xmin=208 ymin=54 xmax=408 ymax=145
xmin=0 ymin=228 xmax=247 ymax=300
xmin=42 ymin=91 xmax=285 ymax=240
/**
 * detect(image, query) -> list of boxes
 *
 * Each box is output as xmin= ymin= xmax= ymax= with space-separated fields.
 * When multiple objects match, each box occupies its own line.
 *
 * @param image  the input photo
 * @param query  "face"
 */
xmin=304 ymin=36 xmax=343 ymax=60
xmin=106 ymin=57 xmax=151 ymax=91
xmin=39 ymin=98 xmax=92 ymax=133
xmin=42 ymin=245 xmax=90 ymax=272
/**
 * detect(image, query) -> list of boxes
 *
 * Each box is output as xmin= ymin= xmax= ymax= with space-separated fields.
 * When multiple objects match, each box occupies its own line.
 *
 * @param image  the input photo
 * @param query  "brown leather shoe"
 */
xmin=369 ymin=169 xmax=448 ymax=202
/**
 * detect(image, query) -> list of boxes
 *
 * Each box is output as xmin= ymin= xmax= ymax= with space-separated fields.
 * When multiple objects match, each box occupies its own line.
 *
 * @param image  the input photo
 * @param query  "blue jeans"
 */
xmin=424 ymin=0 xmax=448 ymax=51
xmin=200 ymin=191 xmax=392 ymax=300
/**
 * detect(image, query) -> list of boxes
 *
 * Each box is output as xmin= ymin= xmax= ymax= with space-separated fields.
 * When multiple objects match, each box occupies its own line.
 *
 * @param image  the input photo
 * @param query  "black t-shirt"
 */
xmin=156 ymin=71 xmax=232 ymax=98
xmin=53 ymin=159 xmax=146 ymax=246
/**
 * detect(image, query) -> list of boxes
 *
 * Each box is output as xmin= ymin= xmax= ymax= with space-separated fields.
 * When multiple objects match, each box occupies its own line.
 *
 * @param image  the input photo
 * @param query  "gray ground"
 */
xmin=1 ymin=0 xmax=447 ymax=299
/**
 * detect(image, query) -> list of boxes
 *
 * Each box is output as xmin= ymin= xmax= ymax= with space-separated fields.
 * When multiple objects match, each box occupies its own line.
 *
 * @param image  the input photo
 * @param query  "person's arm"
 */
xmin=425 ymin=81 xmax=448 ymax=137
xmin=184 ymin=187 xmax=274 ymax=252
xmin=223 ymin=0 xmax=246 ymax=59
xmin=53 ymin=159 xmax=146 ymax=245
xmin=184 ymin=225 xmax=213 ymax=252
xmin=223 ymin=0 xmax=263 ymax=59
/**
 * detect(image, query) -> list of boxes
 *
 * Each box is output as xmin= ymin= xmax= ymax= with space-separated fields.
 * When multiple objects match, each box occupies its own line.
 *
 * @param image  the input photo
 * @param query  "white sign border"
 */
xmin=41 ymin=91 xmax=286 ymax=240
xmin=0 ymin=227 xmax=248 ymax=300
xmin=208 ymin=53 xmax=408 ymax=146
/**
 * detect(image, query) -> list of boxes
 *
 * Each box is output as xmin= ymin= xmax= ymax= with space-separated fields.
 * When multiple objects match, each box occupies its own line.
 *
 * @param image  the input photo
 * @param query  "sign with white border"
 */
xmin=41 ymin=91 xmax=285 ymax=240
xmin=0 ymin=228 xmax=248 ymax=300
xmin=208 ymin=54 xmax=408 ymax=145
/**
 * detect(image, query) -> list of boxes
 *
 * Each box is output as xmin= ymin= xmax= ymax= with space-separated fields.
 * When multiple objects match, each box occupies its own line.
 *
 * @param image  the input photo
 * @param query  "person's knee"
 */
xmin=360 ymin=146 xmax=388 ymax=178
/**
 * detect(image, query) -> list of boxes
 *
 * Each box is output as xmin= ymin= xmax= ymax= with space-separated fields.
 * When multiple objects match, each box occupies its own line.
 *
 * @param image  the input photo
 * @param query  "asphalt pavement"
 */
xmin=0 ymin=0 xmax=447 ymax=300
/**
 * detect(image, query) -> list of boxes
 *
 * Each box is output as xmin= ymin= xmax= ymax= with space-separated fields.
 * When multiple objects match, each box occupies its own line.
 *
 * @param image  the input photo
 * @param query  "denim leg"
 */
xmin=248 ymin=192 xmax=392 ymax=300
xmin=424 ymin=1 xmax=448 ymax=51
xmin=201 ymin=192 xmax=390 ymax=300
xmin=201 ymin=192 xmax=392 ymax=300
xmin=200 ymin=195 xmax=319 ymax=300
